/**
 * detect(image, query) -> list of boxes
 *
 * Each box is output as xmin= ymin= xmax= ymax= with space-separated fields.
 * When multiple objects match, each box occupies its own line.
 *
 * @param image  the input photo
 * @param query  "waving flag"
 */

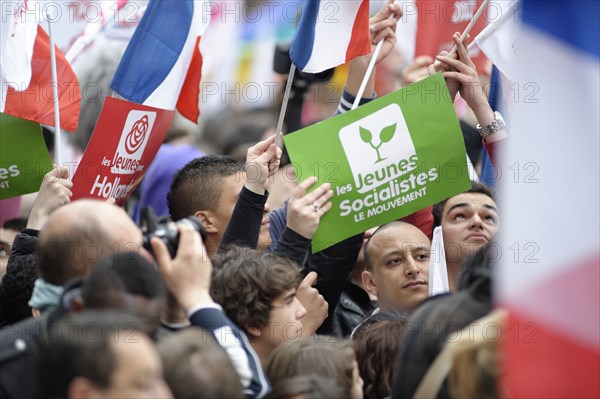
xmin=111 ymin=0 xmax=209 ymax=123
xmin=472 ymin=0 xmax=519 ymax=81
xmin=290 ymin=0 xmax=371 ymax=73
xmin=1 ymin=1 xmax=81 ymax=131
xmin=498 ymin=1 xmax=600 ymax=397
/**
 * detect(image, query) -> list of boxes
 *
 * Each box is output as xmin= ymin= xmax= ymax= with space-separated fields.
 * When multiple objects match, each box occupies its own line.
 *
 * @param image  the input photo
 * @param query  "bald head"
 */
xmin=364 ymin=222 xmax=429 ymax=271
xmin=362 ymin=221 xmax=431 ymax=313
xmin=38 ymin=200 xmax=142 ymax=286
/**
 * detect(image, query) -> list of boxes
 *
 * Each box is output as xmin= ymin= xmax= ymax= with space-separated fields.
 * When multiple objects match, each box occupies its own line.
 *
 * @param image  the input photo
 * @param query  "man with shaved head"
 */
xmin=37 ymin=199 xmax=145 ymax=288
xmin=3 ymin=166 xmax=148 ymax=314
xmin=12 ymin=199 xmax=147 ymax=316
xmin=361 ymin=221 xmax=431 ymax=314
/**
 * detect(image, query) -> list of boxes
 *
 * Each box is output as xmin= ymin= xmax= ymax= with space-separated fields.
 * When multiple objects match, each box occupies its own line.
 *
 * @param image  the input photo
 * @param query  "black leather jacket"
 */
xmin=331 ymin=281 xmax=378 ymax=338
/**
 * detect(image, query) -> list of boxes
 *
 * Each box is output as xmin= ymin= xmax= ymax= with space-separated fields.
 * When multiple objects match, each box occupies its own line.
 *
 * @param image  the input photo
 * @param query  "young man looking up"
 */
xmin=432 ymin=182 xmax=498 ymax=291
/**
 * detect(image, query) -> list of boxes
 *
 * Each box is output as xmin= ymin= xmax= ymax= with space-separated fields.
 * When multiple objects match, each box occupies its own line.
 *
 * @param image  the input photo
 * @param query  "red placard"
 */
xmin=72 ymin=97 xmax=174 ymax=206
xmin=414 ymin=0 xmax=489 ymax=71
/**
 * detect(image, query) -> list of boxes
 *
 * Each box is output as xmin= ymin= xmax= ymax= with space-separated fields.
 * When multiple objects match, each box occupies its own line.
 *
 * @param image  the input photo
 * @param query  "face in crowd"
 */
xmin=439 ymin=192 xmax=499 ymax=266
xmin=89 ymin=335 xmax=172 ymax=399
xmin=248 ymin=285 xmax=307 ymax=350
xmin=362 ymin=222 xmax=431 ymax=313
xmin=208 ymin=171 xmax=272 ymax=250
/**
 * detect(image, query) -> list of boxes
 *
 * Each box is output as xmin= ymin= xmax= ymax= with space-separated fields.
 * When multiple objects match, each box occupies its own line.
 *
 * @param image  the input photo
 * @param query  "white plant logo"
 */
xmin=110 ymin=110 xmax=156 ymax=175
xmin=339 ymin=104 xmax=417 ymax=194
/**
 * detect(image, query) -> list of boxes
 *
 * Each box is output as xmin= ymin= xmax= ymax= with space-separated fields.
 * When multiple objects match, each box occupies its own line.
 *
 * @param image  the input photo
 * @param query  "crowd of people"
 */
xmin=0 ymin=2 xmax=509 ymax=398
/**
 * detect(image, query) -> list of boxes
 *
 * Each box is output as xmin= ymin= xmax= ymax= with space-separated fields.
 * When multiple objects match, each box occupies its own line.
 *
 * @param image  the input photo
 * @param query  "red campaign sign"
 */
xmin=72 ymin=97 xmax=175 ymax=206
xmin=415 ymin=0 xmax=489 ymax=71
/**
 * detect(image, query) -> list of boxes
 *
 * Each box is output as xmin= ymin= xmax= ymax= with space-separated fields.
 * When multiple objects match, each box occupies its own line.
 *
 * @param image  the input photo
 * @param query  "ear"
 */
xmin=245 ymin=325 xmax=262 ymax=339
xmin=194 ymin=211 xmax=218 ymax=234
xmin=68 ymin=377 xmax=102 ymax=399
xmin=361 ymin=270 xmax=379 ymax=298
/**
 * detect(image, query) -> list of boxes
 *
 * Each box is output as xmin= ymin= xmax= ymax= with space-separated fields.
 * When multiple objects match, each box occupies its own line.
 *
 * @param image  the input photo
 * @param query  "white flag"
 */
xmin=428 ymin=226 xmax=450 ymax=296
xmin=472 ymin=0 xmax=520 ymax=81
xmin=0 ymin=0 xmax=42 ymax=109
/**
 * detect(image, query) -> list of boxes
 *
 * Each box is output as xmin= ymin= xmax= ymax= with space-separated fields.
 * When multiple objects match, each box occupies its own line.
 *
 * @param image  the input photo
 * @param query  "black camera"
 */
xmin=273 ymin=42 xmax=335 ymax=87
xmin=139 ymin=207 xmax=206 ymax=259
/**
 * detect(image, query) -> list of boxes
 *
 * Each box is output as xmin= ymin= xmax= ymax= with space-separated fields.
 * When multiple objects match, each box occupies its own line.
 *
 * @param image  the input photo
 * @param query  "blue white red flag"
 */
xmin=497 ymin=1 xmax=599 ymax=397
xmin=290 ymin=0 xmax=371 ymax=73
xmin=1 ymin=0 xmax=80 ymax=131
xmin=110 ymin=0 xmax=209 ymax=123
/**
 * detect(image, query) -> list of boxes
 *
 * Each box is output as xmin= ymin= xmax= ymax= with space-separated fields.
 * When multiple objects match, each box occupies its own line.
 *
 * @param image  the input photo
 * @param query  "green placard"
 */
xmin=0 ymin=113 xmax=53 ymax=200
xmin=284 ymin=73 xmax=471 ymax=252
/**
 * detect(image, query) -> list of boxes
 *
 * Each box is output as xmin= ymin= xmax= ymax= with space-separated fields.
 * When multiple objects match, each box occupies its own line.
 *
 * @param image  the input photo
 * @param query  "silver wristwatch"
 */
xmin=477 ymin=111 xmax=506 ymax=138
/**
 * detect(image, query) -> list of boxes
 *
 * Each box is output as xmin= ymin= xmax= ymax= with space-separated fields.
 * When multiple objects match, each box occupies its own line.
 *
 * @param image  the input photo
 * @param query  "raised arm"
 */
xmin=345 ymin=0 xmax=402 ymax=99
xmin=432 ymin=33 xmax=507 ymax=161
xmin=5 ymin=165 xmax=73 ymax=278
xmin=220 ymin=135 xmax=281 ymax=250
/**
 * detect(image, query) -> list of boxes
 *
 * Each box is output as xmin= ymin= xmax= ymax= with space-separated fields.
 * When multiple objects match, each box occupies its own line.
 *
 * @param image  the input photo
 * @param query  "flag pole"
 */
xmin=352 ymin=0 xmax=401 ymax=110
xmin=466 ymin=153 xmax=479 ymax=182
xmin=351 ymin=40 xmax=384 ymax=110
xmin=449 ymin=0 xmax=490 ymax=56
xmin=275 ymin=64 xmax=296 ymax=149
xmin=46 ymin=11 xmax=62 ymax=165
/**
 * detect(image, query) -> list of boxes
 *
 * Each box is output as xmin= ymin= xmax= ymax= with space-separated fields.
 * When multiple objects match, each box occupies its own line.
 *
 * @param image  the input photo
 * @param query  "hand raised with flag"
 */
xmin=368 ymin=0 xmax=402 ymax=64
xmin=435 ymin=33 xmax=496 ymax=130
xmin=245 ymin=134 xmax=282 ymax=195
xmin=346 ymin=0 xmax=402 ymax=99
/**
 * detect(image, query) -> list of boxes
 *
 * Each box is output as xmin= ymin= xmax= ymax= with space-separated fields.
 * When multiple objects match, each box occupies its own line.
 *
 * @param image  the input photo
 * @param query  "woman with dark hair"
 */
xmin=353 ymin=314 xmax=408 ymax=399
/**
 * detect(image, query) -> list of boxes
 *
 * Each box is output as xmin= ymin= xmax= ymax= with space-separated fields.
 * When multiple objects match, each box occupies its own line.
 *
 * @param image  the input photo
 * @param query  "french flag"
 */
xmin=497 ymin=1 xmax=599 ymax=397
xmin=0 ymin=0 xmax=81 ymax=132
xmin=111 ymin=0 xmax=209 ymax=123
xmin=290 ymin=0 xmax=371 ymax=73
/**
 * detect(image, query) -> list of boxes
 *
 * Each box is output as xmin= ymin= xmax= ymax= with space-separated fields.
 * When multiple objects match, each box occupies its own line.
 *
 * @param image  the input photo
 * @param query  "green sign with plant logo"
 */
xmin=284 ymin=73 xmax=471 ymax=252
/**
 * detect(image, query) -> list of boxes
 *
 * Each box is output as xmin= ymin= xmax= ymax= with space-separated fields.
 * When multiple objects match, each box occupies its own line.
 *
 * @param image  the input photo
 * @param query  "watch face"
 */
xmin=479 ymin=112 xmax=506 ymax=137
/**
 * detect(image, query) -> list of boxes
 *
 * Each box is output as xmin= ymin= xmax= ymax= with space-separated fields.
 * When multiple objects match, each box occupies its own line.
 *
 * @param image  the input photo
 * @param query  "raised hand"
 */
xmin=151 ymin=225 xmax=213 ymax=311
xmin=437 ymin=34 xmax=493 ymax=117
xmin=27 ymin=165 xmax=73 ymax=230
xmin=245 ymin=134 xmax=282 ymax=195
xmin=286 ymin=177 xmax=334 ymax=240
xmin=435 ymin=33 xmax=496 ymax=128
xmin=295 ymin=271 xmax=328 ymax=336
xmin=428 ymin=32 xmax=469 ymax=101
xmin=368 ymin=0 xmax=403 ymax=64
xmin=346 ymin=0 xmax=402 ymax=98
